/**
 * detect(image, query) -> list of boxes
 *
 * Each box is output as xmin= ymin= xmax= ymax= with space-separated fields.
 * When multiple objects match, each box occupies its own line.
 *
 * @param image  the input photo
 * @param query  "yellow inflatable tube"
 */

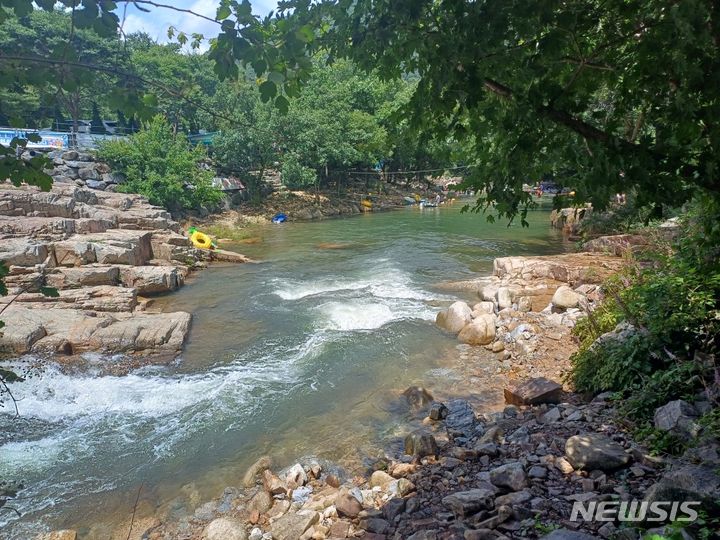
xmin=188 ymin=227 xmax=215 ymax=250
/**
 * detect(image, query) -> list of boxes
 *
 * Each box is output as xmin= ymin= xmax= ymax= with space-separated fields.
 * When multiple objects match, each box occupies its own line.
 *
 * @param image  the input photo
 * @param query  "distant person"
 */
xmin=435 ymin=193 xmax=441 ymax=205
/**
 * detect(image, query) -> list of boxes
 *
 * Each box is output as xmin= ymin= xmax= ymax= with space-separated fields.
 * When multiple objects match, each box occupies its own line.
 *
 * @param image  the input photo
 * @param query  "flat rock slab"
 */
xmin=211 ymin=248 xmax=252 ymax=263
xmin=565 ymin=433 xmax=630 ymax=471
xmin=493 ymin=253 xmax=624 ymax=285
xmin=645 ymin=464 xmax=720 ymax=502
xmin=89 ymin=312 xmax=191 ymax=354
xmin=53 ymin=230 xmax=153 ymax=267
xmin=11 ymin=285 xmax=137 ymax=312
xmin=0 ymin=305 xmax=191 ymax=357
xmin=46 ymin=265 xmax=121 ymax=289
xmin=504 ymin=377 xmax=563 ymax=406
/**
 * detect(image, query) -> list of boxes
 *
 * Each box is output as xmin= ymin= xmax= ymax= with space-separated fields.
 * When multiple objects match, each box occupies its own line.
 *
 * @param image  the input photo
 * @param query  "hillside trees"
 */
xmin=0 ymin=8 xmax=128 ymax=131
xmin=211 ymin=59 xmax=446 ymax=195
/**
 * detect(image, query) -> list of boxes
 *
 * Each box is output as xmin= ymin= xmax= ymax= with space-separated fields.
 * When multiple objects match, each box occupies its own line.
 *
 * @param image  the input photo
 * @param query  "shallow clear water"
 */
xmin=0 ymin=203 xmax=568 ymax=538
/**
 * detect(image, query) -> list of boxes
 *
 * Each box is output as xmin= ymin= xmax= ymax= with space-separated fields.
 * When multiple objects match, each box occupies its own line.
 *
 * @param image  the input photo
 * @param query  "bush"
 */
xmin=280 ymin=153 xmax=317 ymax=189
xmin=568 ymin=197 xmax=720 ymax=426
xmin=577 ymin=192 xmax=660 ymax=237
xmin=98 ymin=115 xmax=223 ymax=213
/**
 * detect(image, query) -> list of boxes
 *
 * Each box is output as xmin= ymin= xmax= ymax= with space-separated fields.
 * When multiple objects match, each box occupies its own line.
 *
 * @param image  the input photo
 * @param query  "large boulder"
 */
xmin=445 ymin=399 xmax=479 ymax=439
xmin=284 ymin=463 xmax=307 ymax=489
xmin=496 ymin=287 xmax=513 ymax=309
xmin=583 ymin=234 xmax=649 ymax=257
xmin=565 ymin=433 xmax=630 ymax=471
xmin=442 ymin=488 xmax=495 ymax=518
xmin=472 ymin=301 xmax=495 ymax=316
xmin=504 ymin=377 xmax=563 ymax=406
xmin=270 ymin=510 xmax=319 ymax=540
xmin=369 ymin=470 xmax=395 ymax=490
xmin=335 ymin=490 xmax=363 ymax=518
xmin=203 ymin=517 xmax=247 ymax=540
xmin=436 ymin=301 xmax=473 ymax=333
xmin=87 ymin=311 xmax=191 ymax=355
xmin=242 ymin=456 xmax=272 ymax=488
xmin=404 ymin=430 xmax=439 ymax=458
xmin=0 ymin=239 xmax=50 ymax=266
xmin=489 ymin=462 xmax=527 ymax=491
xmin=45 ymin=266 xmax=120 ymax=289
xmin=551 ymin=285 xmax=582 ymax=310
xmin=457 ymin=313 xmax=496 ymax=345
xmin=653 ymin=400 xmax=700 ymax=440
xmin=644 ymin=464 xmax=720 ymax=504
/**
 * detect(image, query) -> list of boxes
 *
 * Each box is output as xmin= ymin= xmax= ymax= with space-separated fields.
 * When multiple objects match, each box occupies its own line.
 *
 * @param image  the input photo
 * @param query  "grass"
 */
xmin=204 ymin=223 xmax=262 ymax=243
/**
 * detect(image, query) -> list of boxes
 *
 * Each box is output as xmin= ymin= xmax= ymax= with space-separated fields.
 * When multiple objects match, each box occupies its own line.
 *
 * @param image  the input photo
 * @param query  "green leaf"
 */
xmin=295 ymin=25 xmax=314 ymax=43
xmin=39 ymin=286 xmax=59 ymax=298
xmin=275 ymin=94 xmax=289 ymax=114
xmin=259 ymin=80 xmax=277 ymax=102
xmin=267 ymin=71 xmax=285 ymax=84
xmin=216 ymin=5 xmax=231 ymax=20
xmin=142 ymin=93 xmax=159 ymax=107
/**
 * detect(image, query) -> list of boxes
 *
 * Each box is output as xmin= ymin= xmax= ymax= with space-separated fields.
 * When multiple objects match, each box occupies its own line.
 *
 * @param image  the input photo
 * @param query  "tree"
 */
xmin=127 ymin=35 xmax=218 ymax=134
xmin=52 ymin=106 xmax=66 ymax=132
xmin=211 ymin=79 xmax=278 ymax=202
xmin=89 ymin=102 xmax=106 ymax=134
xmin=0 ymin=8 xmax=131 ymax=133
xmin=116 ymin=109 xmax=127 ymax=134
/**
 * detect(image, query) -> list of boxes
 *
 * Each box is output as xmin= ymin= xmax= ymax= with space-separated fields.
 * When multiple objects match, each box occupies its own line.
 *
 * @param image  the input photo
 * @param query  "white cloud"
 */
xmin=118 ymin=0 xmax=280 ymax=51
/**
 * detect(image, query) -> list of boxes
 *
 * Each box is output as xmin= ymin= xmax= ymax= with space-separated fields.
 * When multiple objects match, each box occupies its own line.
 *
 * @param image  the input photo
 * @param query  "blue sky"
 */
xmin=117 ymin=0 xmax=279 ymax=49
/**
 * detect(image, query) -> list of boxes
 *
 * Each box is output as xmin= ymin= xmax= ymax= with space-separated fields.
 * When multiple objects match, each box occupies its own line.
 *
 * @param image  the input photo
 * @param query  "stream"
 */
xmin=0 ymin=204 xmax=568 ymax=538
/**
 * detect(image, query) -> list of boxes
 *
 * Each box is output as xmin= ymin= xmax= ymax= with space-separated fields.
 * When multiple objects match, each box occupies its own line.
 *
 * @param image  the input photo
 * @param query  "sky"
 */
xmin=117 ymin=0 xmax=279 ymax=50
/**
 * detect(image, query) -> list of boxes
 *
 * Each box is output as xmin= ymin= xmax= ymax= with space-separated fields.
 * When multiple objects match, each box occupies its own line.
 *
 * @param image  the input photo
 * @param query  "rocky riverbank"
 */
xmin=0 ymin=183 xmax=250 ymax=365
xmin=206 ymin=185 xmax=447 ymax=227
xmin=28 ymin=232 xmax=719 ymax=540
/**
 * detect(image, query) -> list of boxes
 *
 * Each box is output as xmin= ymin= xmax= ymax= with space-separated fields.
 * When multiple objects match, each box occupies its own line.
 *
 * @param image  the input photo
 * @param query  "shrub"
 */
xmin=568 ymin=197 xmax=720 ymax=426
xmin=98 ymin=115 xmax=223 ymax=213
xmin=280 ymin=153 xmax=317 ymax=189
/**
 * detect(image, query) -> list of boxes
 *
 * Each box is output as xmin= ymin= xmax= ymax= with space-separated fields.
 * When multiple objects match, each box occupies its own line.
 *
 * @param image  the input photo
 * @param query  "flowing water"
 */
xmin=0 ymin=204 xmax=568 ymax=538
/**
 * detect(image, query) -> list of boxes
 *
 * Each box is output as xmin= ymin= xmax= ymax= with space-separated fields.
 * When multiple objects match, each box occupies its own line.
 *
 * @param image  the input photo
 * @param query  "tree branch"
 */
xmin=118 ymin=1 xmax=220 ymax=26
xmin=0 ymin=54 xmax=252 ymax=129
xmin=480 ymin=77 xmax=720 ymax=192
